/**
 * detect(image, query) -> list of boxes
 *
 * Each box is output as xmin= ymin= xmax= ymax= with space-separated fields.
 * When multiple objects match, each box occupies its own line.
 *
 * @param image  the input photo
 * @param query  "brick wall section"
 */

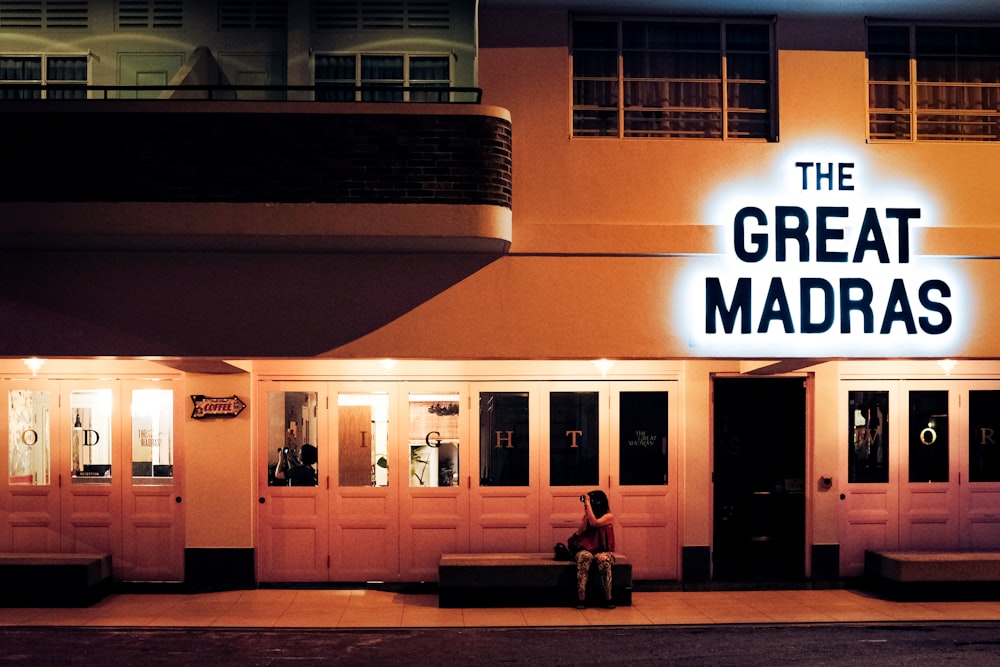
xmin=0 ymin=110 xmax=512 ymax=207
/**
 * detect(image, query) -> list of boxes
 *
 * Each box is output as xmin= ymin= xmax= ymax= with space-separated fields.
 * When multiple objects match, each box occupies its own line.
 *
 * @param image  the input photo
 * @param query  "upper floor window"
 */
xmin=0 ymin=0 xmax=88 ymax=29
xmin=0 ymin=55 xmax=88 ymax=99
xmin=314 ymin=0 xmax=450 ymax=30
xmin=117 ymin=0 xmax=183 ymax=30
xmin=869 ymin=24 xmax=1000 ymax=141
xmin=219 ymin=0 xmax=286 ymax=30
xmin=315 ymin=53 xmax=451 ymax=102
xmin=572 ymin=17 xmax=775 ymax=140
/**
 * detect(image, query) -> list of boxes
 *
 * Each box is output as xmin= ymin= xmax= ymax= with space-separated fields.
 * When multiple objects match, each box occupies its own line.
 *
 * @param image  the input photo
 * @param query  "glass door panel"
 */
xmin=130 ymin=388 xmax=174 ymax=484
xmin=618 ymin=390 xmax=669 ymax=486
xmin=407 ymin=392 xmax=461 ymax=488
xmin=548 ymin=390 xmax=600 ymax=487
xmin=70 ymin=389 xmax=113 ymax=483
xmin=908 ymin=390 xmax=949 ymax=483
xmin=479 ymin=391 xmax=531 ymax=487
xmin=8 ymin=388 xmax=51 ymax=486
xmin=337 ymin=391 xmax=390 ymax=487
xmin=848 ymin=390 xmax=890 ymax=484
xmin=269 ymin=391 xmax=320 ymax=487
xmin=968 ymin=390 xmax=1000 ymax=483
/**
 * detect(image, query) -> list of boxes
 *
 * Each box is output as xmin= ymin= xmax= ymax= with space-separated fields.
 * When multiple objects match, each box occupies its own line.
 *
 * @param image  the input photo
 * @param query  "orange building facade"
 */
xmin=3 ymin=0 xmax=1000 ymax=589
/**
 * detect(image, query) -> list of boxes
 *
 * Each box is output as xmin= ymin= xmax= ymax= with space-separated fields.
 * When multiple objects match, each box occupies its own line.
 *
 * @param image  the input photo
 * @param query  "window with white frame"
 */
xmin=869 ymin=24 xmax=1000 ymax=141
xmin=572 ymin=17 xmax=775 ymax=139
xmin=314 ymin=53 xmax=451 ymax=102
xmin=0 ymin=55 xmax=88 ymax=99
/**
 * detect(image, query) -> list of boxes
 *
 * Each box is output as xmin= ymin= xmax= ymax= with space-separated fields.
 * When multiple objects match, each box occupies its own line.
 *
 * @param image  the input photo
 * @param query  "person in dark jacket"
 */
xmin=275 ymin=444 xmax=318 ymax=486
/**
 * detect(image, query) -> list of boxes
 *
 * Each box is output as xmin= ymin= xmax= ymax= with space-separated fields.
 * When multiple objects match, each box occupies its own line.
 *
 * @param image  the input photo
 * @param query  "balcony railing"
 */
xmin=0 ymin=83 xmax=484 ymax=103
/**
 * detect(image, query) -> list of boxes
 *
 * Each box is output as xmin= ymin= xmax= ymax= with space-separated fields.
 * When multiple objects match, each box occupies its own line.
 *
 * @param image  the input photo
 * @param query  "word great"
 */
xmin=705 ymin=161 xmax=952 ymax=336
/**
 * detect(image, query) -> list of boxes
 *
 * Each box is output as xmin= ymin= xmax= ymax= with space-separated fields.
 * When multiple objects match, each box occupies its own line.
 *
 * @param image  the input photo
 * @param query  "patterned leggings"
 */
xmin=575 ymin=550 xmax=615 ymax=600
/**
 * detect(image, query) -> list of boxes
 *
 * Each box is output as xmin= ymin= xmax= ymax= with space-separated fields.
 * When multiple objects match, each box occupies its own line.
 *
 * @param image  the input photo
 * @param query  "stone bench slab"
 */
xmin=0 ymin=553 xmax=113 ymax=607
xmin=864 ymin=550 xmax=1000 ymax=601
xmin=438 ymin=552 xmax=632 ymax=608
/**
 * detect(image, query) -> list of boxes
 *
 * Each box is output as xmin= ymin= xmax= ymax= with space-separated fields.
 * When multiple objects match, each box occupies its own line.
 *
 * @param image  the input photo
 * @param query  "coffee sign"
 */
xmin=190 ymin=394 xmax=247 ymax=419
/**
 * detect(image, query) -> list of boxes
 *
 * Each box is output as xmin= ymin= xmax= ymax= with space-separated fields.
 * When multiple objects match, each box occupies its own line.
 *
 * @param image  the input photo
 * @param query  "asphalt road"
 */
xmin=2 ymin=623 xmax=999 ymax=666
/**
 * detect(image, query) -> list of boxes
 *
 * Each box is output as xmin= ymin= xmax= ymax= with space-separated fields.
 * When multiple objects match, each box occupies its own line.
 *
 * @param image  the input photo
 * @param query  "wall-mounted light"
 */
xmin=937 ymin=359 xmax=957 ymax=376
xmin=592 ymin=358 xmax=614 ymax=377
xmin=23 ymin=358 xmax=45 ymax=377
xmin=379 ymin=358 xmax=398 ymax=371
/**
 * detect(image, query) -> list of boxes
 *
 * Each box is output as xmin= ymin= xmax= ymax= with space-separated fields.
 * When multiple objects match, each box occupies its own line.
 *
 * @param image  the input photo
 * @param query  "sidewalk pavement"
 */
xmin=1 ymin=587 xmax=998 ymax=628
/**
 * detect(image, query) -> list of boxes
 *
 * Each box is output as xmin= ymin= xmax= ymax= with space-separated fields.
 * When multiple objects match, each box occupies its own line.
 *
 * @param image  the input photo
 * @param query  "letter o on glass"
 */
xmin=920 ymin=427 xmax=937 ymax=446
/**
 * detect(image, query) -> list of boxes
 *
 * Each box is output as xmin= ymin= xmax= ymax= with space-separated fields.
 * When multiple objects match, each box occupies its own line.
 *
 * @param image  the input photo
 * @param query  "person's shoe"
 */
xmin=576 ymin=599 xmax=585 ymax=609
xmin=605 ymin=599 xmax=615 ymax=609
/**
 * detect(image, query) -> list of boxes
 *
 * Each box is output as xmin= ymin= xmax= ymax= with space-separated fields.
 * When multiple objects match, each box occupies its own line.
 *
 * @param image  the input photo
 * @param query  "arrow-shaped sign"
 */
xmin=190 ymin=394 xmax=247 ymax=419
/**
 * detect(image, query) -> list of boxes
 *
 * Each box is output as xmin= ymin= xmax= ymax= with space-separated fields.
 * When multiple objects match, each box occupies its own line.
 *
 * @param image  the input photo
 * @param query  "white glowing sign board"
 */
xmin=677 ymin=143 xmax=968 ymax=357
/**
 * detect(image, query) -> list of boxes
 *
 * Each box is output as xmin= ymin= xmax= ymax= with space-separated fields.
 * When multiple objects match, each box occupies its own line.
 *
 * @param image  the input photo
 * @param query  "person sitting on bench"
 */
xmin=569 ymin=489 xmax=616 ymax=609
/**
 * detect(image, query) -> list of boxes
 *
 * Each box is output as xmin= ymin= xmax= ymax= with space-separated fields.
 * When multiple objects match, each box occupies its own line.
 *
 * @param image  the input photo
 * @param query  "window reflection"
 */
xmin=268 ymin=391 xmax=319 ymax=487
xmin=338 ymin=392 xmax=390 ymax=487
xmin=409 ymin=393 xmax=459 ymax=487
xmin=479 ymin=392 xmax=529 ymax=486
xmin=8 ymin=390 xmax=50 ymax=485
xmin=131 ymin=389 xmax=173 ymax=484
xmin=549 ymin=392 xmax=599 ymax=486
xmin=970 ymin=391 xmax=1000 ymax=482
xmin=848 ymin=390 xmax=888 ymax=483
xmin=70 ymin=389 xmax=113 ymax=484
xmin=620 ymin=391 xmax=669 ymax=485
xmin=908 ymin=390 xmax=948 ymax=483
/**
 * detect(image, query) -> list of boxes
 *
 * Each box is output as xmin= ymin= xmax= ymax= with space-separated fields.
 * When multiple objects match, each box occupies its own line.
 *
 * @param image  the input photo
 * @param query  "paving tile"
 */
xmin=2 ymin=588 xmax=998 ymax=628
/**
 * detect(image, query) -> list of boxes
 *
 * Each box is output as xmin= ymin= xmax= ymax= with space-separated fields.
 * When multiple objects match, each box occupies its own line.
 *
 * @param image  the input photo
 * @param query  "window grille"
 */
xmin=572 ymin=17 xmax=775 ymax=140
xmin=869 ymin=24 xmax=1000 ymax=141
xmin=0 ymin=0 xmax=88 ymax=29
xmin=117 ymin=0 xmax=182 ymax=30
xmin=315 ymin=0 xmax=449 ymax=31
xmin=219 ymin=0 xmax=285 ymax=30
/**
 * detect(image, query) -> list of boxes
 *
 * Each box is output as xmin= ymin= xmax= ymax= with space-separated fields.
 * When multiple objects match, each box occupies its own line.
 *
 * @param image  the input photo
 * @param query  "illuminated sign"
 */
xmin=190 ymin=394 xmax=247 ymax=419
xmin=678 ymin=143 xmax=968 ymax=357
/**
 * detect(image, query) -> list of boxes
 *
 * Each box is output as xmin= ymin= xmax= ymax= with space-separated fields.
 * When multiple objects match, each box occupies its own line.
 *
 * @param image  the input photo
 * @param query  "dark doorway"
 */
xmin=713 ymin=377 xmax=806 ymax=581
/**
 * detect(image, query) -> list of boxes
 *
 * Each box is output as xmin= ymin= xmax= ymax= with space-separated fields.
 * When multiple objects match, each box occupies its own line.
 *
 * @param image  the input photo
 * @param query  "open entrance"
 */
xmin=713 ymin=377 xmax=806 ymax=581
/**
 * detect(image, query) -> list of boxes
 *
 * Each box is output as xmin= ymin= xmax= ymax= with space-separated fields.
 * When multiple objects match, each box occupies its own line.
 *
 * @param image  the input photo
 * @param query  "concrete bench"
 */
xmin=0 ymin=553 xmax=113 ymax=607
xmin=865 ymin=550 xmax=1000 ymax=600
xmin=438 ymin=552 xmax=632 ymax=608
